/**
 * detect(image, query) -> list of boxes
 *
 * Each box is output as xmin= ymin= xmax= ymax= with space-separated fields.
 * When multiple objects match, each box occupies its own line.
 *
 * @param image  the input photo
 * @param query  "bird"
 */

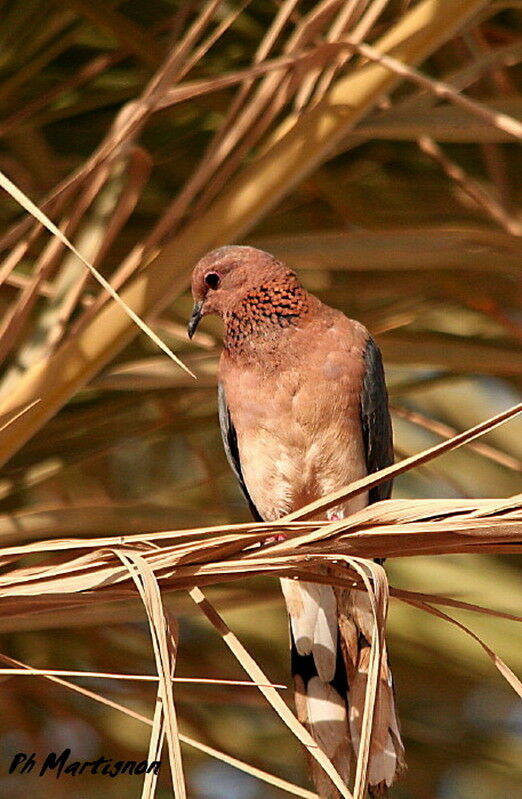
xmin=188 ymin=245 xmax=405 ymax=797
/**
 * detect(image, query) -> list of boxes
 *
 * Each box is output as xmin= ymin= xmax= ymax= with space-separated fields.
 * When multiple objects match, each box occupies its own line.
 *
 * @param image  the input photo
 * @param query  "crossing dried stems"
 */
xmin=0 ymin=1 xmax=520 ymax=797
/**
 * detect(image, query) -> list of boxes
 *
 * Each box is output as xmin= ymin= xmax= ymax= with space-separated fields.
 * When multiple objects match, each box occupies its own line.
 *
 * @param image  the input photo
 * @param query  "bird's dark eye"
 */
xmin=204 ymin=271 xmax=221 ymax=290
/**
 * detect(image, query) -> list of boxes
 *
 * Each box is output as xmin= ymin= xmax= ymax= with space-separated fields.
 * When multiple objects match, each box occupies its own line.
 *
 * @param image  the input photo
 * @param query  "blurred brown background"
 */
xmin=0 ymin=1 xmax=520 ymax=797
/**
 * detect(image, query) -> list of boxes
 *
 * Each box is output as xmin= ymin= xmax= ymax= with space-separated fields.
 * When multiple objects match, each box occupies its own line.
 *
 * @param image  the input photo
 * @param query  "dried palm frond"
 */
xmin=0 ymin=1 xmax=520 ymax=797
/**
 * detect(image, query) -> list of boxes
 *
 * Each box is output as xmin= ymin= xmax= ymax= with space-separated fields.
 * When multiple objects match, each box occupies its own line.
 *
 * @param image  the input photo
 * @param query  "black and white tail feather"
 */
xmin=281 ymin=574 xmax=405 ymax=798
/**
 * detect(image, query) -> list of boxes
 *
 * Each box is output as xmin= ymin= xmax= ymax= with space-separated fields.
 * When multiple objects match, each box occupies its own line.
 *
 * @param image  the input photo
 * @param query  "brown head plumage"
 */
xmin=188 ymin=245 xmax=311 ymax=344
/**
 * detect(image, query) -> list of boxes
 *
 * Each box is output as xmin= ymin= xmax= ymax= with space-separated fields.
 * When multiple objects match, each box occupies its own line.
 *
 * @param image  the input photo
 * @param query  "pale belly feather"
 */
xmin=238 ymin=409 xmax=368 ymax=521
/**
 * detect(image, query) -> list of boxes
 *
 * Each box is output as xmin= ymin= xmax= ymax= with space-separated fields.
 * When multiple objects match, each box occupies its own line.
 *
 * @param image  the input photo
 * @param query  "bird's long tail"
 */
xmin=281 ymin=577 xmax=405 ymax=798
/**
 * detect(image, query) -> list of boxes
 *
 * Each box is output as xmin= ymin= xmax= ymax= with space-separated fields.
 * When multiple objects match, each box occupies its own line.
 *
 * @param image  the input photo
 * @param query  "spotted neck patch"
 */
xmin=223 ymin=273 xmax=310 ymax=352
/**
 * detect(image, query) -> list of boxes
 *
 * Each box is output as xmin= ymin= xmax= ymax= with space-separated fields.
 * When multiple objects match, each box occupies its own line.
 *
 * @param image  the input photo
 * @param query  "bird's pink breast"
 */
xmin=219 ymin=313 xmax=369 ymax=520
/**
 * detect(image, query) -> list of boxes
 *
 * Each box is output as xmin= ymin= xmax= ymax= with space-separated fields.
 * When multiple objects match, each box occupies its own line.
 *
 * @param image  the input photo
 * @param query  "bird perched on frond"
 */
xmin=188 ymin=245 xmax=405 ymax=797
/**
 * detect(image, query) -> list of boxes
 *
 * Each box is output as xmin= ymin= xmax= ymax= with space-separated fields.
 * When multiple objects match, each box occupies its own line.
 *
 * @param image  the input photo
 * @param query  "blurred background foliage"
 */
xmin=0 ymin=0 xmax=520 ymax=797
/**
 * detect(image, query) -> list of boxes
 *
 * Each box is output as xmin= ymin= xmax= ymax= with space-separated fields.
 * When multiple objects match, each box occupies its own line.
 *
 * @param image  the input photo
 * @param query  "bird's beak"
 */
xmin=187 ymin=300 xmax=204 ymax=339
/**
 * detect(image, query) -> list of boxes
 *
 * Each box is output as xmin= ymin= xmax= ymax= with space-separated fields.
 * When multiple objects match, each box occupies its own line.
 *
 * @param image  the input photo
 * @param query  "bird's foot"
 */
xmin=264 ymin=534 xmax=287 ymax=544
xmin=327 ymin=510 xmax=343 ymax=521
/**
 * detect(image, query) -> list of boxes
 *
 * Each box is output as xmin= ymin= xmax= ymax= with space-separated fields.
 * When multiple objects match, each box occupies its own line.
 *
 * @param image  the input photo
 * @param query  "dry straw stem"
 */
xmin=355 ymin=97 xmax=522 ymax=143
xmin=0 ymin=0 xmax=493 ymax=467
xmin=397 ymin=597 xmax=522 ymax=700
xmin=345 ymin=38 xmax=522 ymax=141
xmin=0 ymin=669 xmax=285 ymax=688
xmin=189 ymin=586 xmax=353 ymax=798
xmin=0 ymin=169 xmax=195 ymax=379
xmin=115 ymin=549 xmax=186 ymax=799
xmin=190 ymin=561 xmax=384 ymax=799
xmin=416 ymin=136 xmax=522 ymax=236
xmin=390 ymin=405 xmax=522 ymax=473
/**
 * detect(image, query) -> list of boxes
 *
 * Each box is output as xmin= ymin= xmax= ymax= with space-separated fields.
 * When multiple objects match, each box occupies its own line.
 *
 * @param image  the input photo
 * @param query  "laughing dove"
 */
xmin=188 ymin=245 xmax=405 ymax=797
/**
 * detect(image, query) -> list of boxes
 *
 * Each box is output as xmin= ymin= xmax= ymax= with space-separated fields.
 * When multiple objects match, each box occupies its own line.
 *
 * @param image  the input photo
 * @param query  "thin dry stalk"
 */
xmin=188 ymin=586 xmax=353 ymax=798
xmin=49 ymin=146 xmax=152 ymax=352
xmin=344 ymin=38 xmax=522 ymax=140
xmin=310 ymin=0 xmax=392 ymax=105
xmin=391 ymin=405 xmax=522 ymax=472
xmin=115 ymin=549 xmax=186 ymax=799
xmin=398 ymin=598 xmax=522 ymax=698
xmin=0 ymin=169 xmax=194 ymax=379
xmin=417 ymin=136 xmax=522 ymax=235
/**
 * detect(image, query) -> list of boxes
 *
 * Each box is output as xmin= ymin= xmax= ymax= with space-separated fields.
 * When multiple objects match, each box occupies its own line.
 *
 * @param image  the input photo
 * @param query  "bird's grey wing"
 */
xmin=217 ymin=382 xmax=264 ymax=522
xmin=361 ymin=336 xmax=394 ymax=503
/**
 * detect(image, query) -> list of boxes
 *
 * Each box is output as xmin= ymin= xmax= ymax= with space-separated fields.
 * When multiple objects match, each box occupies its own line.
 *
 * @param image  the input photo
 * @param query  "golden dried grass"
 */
xmin=0 ymin=1 xmax=520 ymax=796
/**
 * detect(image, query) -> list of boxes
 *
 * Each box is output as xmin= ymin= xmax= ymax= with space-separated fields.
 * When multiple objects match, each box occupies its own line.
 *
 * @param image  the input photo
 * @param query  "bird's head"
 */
xmin=188 ymin=245 xmax=294 ymax=338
